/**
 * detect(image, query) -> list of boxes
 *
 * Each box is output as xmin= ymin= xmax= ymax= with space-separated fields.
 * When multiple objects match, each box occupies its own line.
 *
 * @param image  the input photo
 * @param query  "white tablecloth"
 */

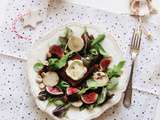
xmin=0 ymin=0 xmax=160 ymax=120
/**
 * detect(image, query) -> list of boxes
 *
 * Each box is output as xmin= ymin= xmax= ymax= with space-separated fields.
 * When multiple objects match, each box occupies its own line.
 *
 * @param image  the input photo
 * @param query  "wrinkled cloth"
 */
xmin=130 ymin=0 xmax=157 ymax=16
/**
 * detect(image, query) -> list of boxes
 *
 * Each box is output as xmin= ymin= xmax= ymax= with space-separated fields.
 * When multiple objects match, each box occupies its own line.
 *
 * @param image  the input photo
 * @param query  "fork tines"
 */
xmin=131 ymin=28 xmax=142 ymax=51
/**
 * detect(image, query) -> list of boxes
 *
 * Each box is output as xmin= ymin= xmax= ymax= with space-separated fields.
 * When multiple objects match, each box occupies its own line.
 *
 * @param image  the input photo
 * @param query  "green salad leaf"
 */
xmin=94 ymin=44 xmax=108 ymax=57
xmin=106 ymin=78 xmax=118 ymax=90
xmin=80 ymin=104 xmax=95 ymax=111
xmin=64 ymin=27 xmax=73 ymax=38
xmin=90 ymin=34 xmax=108 ymax=57
xmin=79 ymin=88 xmax=90 ymax=95
xmin=33 ymin=62 xmax=44 ymax=72
xmin=107 ymin=61 xmax=125 ymax=79
xmin=48 ymin=97 xmax=65 ymax=106
xmin=59 ymin=27 xmax=73 ymax=49
xmin=48 ymin=58 xmax=58 ymax=66
xmin=96 ymin=87 xmax=108 ymax=105
xmin=80 ymin=104 xmax=86 ymax=111
xmin=91 ymin=34 xmax=105 ymax=46
xmin=89 ymin=48 xmax=98 ymax=56
xmin=58 ymin=81 xmax=70 ymax=90
xmin=49 ymin=51 xmax=73 ymax=70
xmin=86 ymin=79 xmax=98 ymax=88
xmin=54 ymin=100 xmax=65 ymax=106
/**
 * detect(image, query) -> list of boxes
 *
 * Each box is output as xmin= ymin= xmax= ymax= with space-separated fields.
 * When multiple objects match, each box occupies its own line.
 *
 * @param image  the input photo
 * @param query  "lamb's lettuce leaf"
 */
xmin=91 ymin=34 xmax=105 ymax=46
xmin=107 ymin=61 xmax=125 ymax=79
xmin=49 ymin=51 xmax=73 ymax=70
xmin=106 ymin=78 xmax=118 ymax=90
xmin=58 ymin=81 xmax=70 ymax=90
xmin=96 ymin=87 xmax=108 ymax=105
xmin=48 ymin=97 xmax=65 ymax=106
xmin=33 ymin=62 xmax=44 ymax=72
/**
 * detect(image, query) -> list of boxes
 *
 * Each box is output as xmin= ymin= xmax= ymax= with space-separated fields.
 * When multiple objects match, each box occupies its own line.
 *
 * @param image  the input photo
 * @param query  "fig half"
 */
xmin=66 ymin=87 xmax=79 ymax=95
xmin=99 ymin=57 xmax=112 ymax=71
xmin=81 ymin=92 xmax=98 ymax=104
xmin=46 ymin=86 xmax=63 ymax=95
xmin=49 ymin=45 xmax=64 ymax=58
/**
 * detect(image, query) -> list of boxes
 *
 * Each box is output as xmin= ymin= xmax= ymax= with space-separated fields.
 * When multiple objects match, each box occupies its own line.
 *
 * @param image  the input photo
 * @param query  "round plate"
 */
xmin=27 ymin=23 xmax=128 ymax=120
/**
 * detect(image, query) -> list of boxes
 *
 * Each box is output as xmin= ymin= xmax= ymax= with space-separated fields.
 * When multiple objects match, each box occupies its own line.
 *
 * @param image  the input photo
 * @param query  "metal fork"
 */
xmin=123 ymin=26 xmax=142 ymax=108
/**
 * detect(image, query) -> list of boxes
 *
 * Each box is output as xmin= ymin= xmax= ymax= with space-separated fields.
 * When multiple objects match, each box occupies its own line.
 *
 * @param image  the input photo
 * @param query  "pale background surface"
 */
xmin=0 ymin=0 xmax=160 ymax=26
xmin=0 ymin=0 xmax=160 ymax=15
xmin=0 ymin=0 xmax=160 ymax=120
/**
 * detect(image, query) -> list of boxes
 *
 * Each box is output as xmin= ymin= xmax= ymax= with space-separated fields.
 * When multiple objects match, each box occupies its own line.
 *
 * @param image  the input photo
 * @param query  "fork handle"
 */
xmin=123 ymin=60 xmax=135 ymax=108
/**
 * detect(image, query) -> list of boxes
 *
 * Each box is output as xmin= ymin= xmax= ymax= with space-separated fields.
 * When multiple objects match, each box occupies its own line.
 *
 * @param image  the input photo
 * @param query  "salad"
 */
xmin=33 ymin=27 xmax=125 ymax=118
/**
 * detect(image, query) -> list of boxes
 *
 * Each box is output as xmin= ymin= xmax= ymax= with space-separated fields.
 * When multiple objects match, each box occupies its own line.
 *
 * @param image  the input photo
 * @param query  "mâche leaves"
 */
xmin=64 ymin=27 xmax=73 ymax=39
xmin=96 ymin=87 xmax=108 ymax=105
xmin=94 ymin=44 xmax=108 ymax=57
xmin=49 ymin=51 xmax=73 ymax=70
xmin=58 ymin=81 xmax=70 ymax=90
xmin=33 ymin=62 xmax=44 ymax=72
xmin=90 ymin=34 xmax=107 ymax=57
xmin=107 ymin=61 xmax=125 ymax=79
xmin=91 ymin=34 xmax=105 ymax=46
xmin=79 ymin=88 xmax=90 ymax=95
xmin=106 ymin=78 xmax=118 ymax=90
xmin=48 ymin=97 xmax=65 ymax=106
xmin=89 ymin=48 xmax=98 ymax=56
xmin=86 ymin=79 xmax=98 ymax=88
xmin=48 ymin=58 xmax=58 ymax=66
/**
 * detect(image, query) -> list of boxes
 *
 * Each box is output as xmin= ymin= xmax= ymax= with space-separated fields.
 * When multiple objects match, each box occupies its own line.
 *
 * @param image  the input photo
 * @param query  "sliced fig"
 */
xmin=93 ymin=71 xmax=109 ymax=87
xmin=70 ymin=54 xmax=81 ymax=60
xmin=66 ymin=87 xmax=80 ymax=102
xmin=68 ymin=36 xmax=84 ymax=52
xmin=81 ymin=92 xmax=98 ymax=104
xmin=71 ymin=100 xmax=83 ymax=107
xmin=66 ymin=87 xmax=79 ymax=95
xmin=49 ymin=45 xmax=64 ymax=58
xmin=100 ymin=57 xmax=112 ymax=71
xmin=43 ymin=72 xmax=59 ymax=87
xmin=46 ymin=86 xmax=63 ymax=95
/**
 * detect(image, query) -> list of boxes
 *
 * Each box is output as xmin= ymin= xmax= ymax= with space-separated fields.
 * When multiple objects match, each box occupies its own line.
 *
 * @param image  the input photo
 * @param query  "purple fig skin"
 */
xmin=99 ymin=57 xmax=112 ymax=71
xmin=49 ymin=45 xmax=64 ymax=58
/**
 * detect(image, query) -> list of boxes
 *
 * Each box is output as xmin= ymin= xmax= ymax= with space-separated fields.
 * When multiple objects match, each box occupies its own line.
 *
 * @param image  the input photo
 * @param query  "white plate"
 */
xmin=27 ymin=23 xmax=128 ymax=120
